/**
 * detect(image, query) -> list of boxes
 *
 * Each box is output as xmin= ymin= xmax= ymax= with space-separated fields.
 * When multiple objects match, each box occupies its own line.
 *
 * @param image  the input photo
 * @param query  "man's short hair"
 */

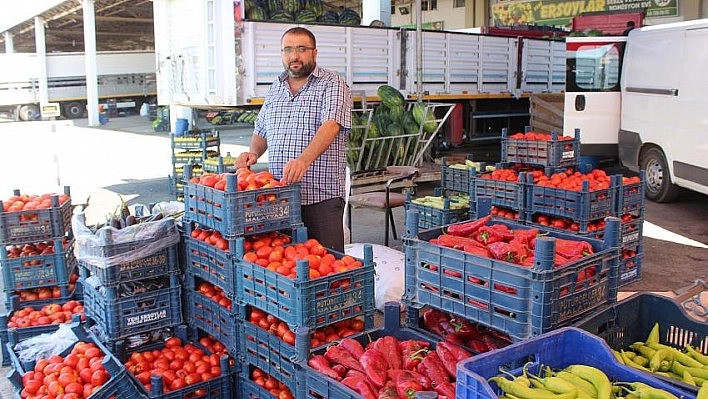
xmin=627 ymin=21 xmax=635 ymax=27
xmin=282 ymin=27 xmax=317 ymax=48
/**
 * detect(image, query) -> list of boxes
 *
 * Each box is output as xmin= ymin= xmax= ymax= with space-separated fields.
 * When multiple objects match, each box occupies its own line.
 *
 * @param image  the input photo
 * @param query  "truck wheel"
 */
xmin=640 ymin=146 xmax=680 ymax=203
xmin=63 ymin=102 xmax=85 ymax=119
xmin=18 ymin=104 xmax=40 ymax=121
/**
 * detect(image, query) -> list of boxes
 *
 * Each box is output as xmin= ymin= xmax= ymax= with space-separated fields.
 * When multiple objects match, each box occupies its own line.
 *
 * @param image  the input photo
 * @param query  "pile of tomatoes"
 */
xmin=189 ymin=227 xmax=230 ymax=251
xmin=13 ymin=273 xmax=79 ymax=301
xmin=189 ymin=168 xmax=285 ymax=192
xmin=534 ymin=169 xmax=611 ymax=192
xmin=19 ymin=341 xmax=111 ymax=399
xmin=242 ymin=235 xmax=362 ymax=279
xmin=124 ymin=336 xmax=224 ymax=395
xmin=508 ymin=131 xmax=575 ymax=141
xmin=2 ymin=192 xmax=70 ymax=213
xmin=247 ymin=307 xmax=365 ymax=347
xmin=490 ymin=206 xmax=520 ymax=220
xmin=251 ymin=368 xmax=294 ymax=399
xmin=194 ymin=281 xmax=232 ymax=311
xmin=8 ymin=300 xmax=84 ymax=329
xmin=5 ymin=240 xmax=71 ymax=260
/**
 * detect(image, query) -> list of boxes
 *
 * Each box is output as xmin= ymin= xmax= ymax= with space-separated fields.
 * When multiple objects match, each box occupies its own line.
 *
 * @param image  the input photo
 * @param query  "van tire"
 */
xmin=640 ymin=146 xmax=680 ymax=203
xmin=18 ymin=104 xmax=40 ymax=121
xmin=63 ymin=102 xmax=85 ymax=119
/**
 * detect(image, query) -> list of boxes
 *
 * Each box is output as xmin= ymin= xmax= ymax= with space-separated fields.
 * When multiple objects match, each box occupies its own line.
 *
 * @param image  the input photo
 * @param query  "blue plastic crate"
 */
xmin=183 ymin=225 xmax=240 ymax=299
xmin=0 ymin=188 xmax=72 ymax=245
xmin=183 ymin=171 xmax=303 ymax=237
xmin=470 ymin=174 xmax=526 ymax=212
xmin=116 ymin=325 xmax=235 ymax=399
xmin=456 ymin=327 xmax=694 ymax=399
xmin=240 ymin=372 xmax=300 ymax=399
xmin=239 ymin=304 xmax=375 ymax=397
xmin=184 ymin=276 xmax=239 ymax=355
xmin=575 ymin=292 xmax=708 ymax=394
xmin=237 ymin=242 xmax=375 ymax=331
xmin=524 ymin=215 xmax=644 ymax=249
xmin=619 ymin=244 xmax=643 ymax=287
xmin=501 ymin=127 xmax=580 ymax=168
xmin=403 ymin=211 xmax=621 ymax=342
xmin=405 ymin=196 xmax=470 ymax=231
xmin=4 ymin=279 xmax=82 ymax=313
xmin=203 ymin=155 xmax=237 ymax=174
xmin=7 ymin=323 xmax=145 ymax=399
xmin=171 ymin=130 xmax=221 ymax=150
xmin=78 ymin=244 xmax=179 ymax=286
xmin=441 ymin=156 xmax=477 ymax=193
xmin=303 ymin=302 xmax=441 ymax=399
xmin=527 ymin=173 xmax=620 ymax=222
xmin=1 ymin=239 xmax=75 ymax=292
xmin=617 ymin=171 xmax=646 ymax=215
xmin=82 ymin=274 xmax=183 ymax=340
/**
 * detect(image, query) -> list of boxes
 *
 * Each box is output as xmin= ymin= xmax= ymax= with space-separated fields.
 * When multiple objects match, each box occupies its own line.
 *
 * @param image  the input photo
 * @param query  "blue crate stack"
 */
xmin=181 ymin=166 xmax=377 ymax=399
xmin=404 ymin=187 xmax=471 ymax=231
xmin=0 ymin=187 xmax=78 ymax=367
xmin=169 ymin=129 xmax=221 ymax=201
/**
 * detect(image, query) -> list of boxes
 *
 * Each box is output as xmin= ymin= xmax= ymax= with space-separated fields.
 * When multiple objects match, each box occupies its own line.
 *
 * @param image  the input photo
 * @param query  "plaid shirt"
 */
xmin=255 ymin=66 xmax=352 ymax=205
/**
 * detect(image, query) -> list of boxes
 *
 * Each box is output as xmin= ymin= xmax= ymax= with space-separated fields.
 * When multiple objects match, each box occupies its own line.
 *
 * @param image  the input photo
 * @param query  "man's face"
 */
xmin=281 ymin=33 xmax=317 ymax=79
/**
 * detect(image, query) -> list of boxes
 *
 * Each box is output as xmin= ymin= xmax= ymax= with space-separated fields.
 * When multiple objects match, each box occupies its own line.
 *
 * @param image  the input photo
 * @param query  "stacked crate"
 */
xmin=73 ymin=207 xmax=183 ymax=352
xmin=405 ymin=156 xmax=474 ymax=230
xmin=169 ymin=129 xmax=221 ymax=201
xmin=0 ymin=188 xmax=80 ymax=366
xmin=203 ymin=152 xmax=237 ymax=174
xmin=181 ymin=167 xmax=376 ymax=399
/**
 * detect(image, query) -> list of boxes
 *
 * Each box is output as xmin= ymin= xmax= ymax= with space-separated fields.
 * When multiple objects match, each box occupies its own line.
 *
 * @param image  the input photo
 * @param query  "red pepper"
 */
xmin=475 ymin=225 xmax=504 ymax=245
xmin=359 ymin=348 xmax=388 ymax=388
xmin=507 ymin=238 xmax=529 ymax=263
xmin=481 ymin=334 xmax=500 ymax=350
xmin=513 ymin=228 xmax=539 ymax=246
xmin=463 ymin=244 xmax=491 ymax=258
xmin=434 ymin=381 xmax=457 ymax=399
xmin=346 ymin=370 xmax=379 ymax=395
xmin=449 ymin=317 xmax=484 ymax=341
xmin=395 ymin=376 xmax=423 ymax=399
xmin=490 ymin=224 xmax=515 ymax=241
xmin=372 ymin=336 xmax=402 ymax=370
xmin=520 ymin=255 xmax=535 ymax=267
xmin=308 ymin=355 xmax=342 ymax=380
xmin=340 ymin=338 xmax=365 ymax=360
xmin=388 ymin=369 xmax=432 ymax=390
xmin=493 ymin=283 xmax=517 ymax=295
xmin=445 ymin=215 xmax=491 ymax=237
xmin=444 ymin=332 xmax=465 ymax=345
xmin=436 ymin=234 xmax=486 ymax=250
xmin=435 ymin=342 xmax=458 ymax=378
xmin=377 ymin=381 xmax=398 ymax=399
xmin=399 ymin=340 xmax=430 ymax=371
xmin=487 ymin=241 xmax=515 ymax=262
xmin=422 ymin=309 xmax=447 ymax=337
xmin=341 ymin=376 xmax=377 ymax=399
xmin=554 ymin=238 xmax=594 ymax=258
xmin=417 ymin=351 xmax=450 ymax=386
xmin=325 ymin=345 xmax=364 ymax=373
xmin=332 ymin=364 xmax=348 ymax=378
xmin=438 ymin=340 xmax=472 ymax=363
xmin=466 ymin=339 xmax=489 ymax=353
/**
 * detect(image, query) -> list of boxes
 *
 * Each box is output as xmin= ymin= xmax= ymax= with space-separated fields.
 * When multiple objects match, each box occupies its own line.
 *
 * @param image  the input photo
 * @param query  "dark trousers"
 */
xmin=301 ymin=197 xmax=345 ymax=252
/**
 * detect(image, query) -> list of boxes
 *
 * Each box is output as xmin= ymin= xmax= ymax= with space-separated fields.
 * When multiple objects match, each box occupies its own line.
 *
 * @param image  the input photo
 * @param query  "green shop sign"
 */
xmin=492 ymin=0 xmax=678 ymax=26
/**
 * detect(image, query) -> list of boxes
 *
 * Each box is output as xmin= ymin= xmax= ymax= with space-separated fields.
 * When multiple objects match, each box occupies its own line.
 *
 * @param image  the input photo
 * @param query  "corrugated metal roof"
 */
xmin=0 ymin=0 xmax=154 ymax=53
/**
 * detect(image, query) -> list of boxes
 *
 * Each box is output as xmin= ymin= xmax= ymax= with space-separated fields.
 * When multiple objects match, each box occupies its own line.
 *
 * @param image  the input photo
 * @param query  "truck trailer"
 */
xmin=0 ymin=50 xmax=157 ymax=121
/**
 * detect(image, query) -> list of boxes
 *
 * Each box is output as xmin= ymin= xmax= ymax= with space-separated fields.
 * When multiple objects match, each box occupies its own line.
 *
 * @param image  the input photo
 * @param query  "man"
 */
xmin=235 ymin=27 xmax=352 ymax=252
xmin=622 ymin=21 xmax=636 ymax=36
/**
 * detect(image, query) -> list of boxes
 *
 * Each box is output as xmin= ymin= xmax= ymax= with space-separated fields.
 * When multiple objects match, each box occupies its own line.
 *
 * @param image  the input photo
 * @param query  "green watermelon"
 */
xmin=266 ymin=0 xmax=282 ymax=12
xmin=269 ymin=9 xmax=294 ymax=21
xmin=377 ymin=85 xmax=405 ymax=109
xmin=401 ymin=111 xmax=420 ymax=135
xmin=283 ymin=0 xmax=301 ymax=14
xmin=305 ymin=0 xmax=323 ymax=17
xmin=338 ymin=8 xmax=361 ymax=25
xmin=296 ymin=9 xmax=317 ymax=22
xmin=318 ymin=10 xmax=338 ymax=23
xmin=387 ymin=104 xmax=404 ymax=122
xmin=246 ymin=6 xmax=269 ymax=20
xmin=412 ymin=103 xmax=438 ymax=134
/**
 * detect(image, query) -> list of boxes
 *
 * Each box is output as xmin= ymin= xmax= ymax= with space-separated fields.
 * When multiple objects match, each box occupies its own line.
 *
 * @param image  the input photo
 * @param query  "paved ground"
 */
xmin=1 ymin=114 xmax=708 ymax=396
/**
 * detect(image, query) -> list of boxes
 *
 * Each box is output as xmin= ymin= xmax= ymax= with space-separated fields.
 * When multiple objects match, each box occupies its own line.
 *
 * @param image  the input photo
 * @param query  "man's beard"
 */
xmin=285 ymin=60 xmax=315 ymax=78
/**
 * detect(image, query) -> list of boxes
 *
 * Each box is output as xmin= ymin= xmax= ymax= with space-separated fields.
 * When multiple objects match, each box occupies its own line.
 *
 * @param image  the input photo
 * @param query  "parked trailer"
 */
xmin=0 ymin=50 xmax=157 ymax=121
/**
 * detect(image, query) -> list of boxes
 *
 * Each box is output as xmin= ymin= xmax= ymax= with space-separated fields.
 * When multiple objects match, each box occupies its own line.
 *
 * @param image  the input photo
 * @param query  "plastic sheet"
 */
xmin=14 ymin=323 xmax=78 ymax=364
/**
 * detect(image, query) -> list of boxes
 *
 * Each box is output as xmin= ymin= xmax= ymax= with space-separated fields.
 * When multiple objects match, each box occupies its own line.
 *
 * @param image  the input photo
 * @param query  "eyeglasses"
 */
xmin=281 ymin=46 xmax=315 ymax=54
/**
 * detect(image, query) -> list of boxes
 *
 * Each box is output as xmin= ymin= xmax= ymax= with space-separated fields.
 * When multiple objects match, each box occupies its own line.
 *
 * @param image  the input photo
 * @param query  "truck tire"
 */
xmin=63 ymin=102 xmax=85 ymax=119
xmin=18 ymin=104 xmax=40 ymax=121
xmin=640 ymin=146 xmax=680 ymax=203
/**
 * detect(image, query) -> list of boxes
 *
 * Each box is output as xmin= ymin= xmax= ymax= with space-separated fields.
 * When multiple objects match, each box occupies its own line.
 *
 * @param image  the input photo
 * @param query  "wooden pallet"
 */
xmin=529 ymin=93 xmax=564 ymax=134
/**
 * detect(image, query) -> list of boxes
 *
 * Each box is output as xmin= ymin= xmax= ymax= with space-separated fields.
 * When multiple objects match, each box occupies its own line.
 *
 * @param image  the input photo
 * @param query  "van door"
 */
xmin=563 ymin=37 xmax=626 ymax=157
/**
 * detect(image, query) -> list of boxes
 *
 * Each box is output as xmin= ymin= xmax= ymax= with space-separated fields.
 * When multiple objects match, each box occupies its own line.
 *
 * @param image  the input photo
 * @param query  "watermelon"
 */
xmin=305 ymin=0 xmax=324 ymax=17
xmin=266 ymin=0 xmax=282 ymax=12
xmin=283 ymin=0 xmax=301 ymax=14
xmin=296 ymin=9 xmax=317 ymax=22
xmin=269 ymin=9 xmax=294 ymax=21
xmin=377 ymin=85 xmax=405 ymax=109
xmin=387 ymin=104 xmax=404 ymax=122
xmin=412 ymin=103 xmax=438 ymax=134
xmin=373 ymin=114 xmax=391 ymax=136
xmin=338 ymin=8 xmax=361 ymax=25
xmin=318 ymin=10 xmax=339 ymax=23
xmin=401 ymin=111 xmax=420 ymax=135
xmin=246 ymin=6 xmax=269 ymax=20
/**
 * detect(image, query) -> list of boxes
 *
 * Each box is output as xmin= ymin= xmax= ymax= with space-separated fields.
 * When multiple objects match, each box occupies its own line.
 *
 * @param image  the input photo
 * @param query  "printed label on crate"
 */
xmin=13 ymin=268 xmax=56 ymax=281
xmin=621 ymin=269 xmax=638 ymax=281
xmin=623 ymin=232 xmax=640 ymax=245
xmin=562 ymin=150 xmax=575 ymax=160
xmin=557 ymin=282 xmax=607 ymax=322
xmin=125 ymin=309 xmax=168 ymax=327
xmin=8 ymin=224 xmax=53 ymax=236
xmin=119 ymin=253 xmax=168 ymax=272
xmin=316 ymin=289 xmax=364 ymax=316
xmin=244 ymin=204 xmax=290 ymax=223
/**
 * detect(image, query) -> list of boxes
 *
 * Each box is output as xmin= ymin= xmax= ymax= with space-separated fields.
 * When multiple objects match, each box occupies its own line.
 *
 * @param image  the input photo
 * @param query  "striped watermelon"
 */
xmin=266 ymin=0 xmax=282 ymax=13
xmin=338 ymin=9 xmax=361 ymax=26
xmin=318 ymin=10 xmax=338 ymax=23
xmin=246 ymin=6 xmax=269 ymax=20
xmin=283 ymin=0 xmax=301 ymax=15
xmin=304 ymin=0 xmax=323 ymax=18
xmin=296 ymin=9 xmax=317 ymax=22
xmin=269 ymin=9 xmax=295 ymax=21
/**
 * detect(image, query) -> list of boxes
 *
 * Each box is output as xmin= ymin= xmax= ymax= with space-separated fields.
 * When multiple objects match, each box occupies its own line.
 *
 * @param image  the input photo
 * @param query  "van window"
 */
xmin=566 ymin=43 xmax=623 ymax=92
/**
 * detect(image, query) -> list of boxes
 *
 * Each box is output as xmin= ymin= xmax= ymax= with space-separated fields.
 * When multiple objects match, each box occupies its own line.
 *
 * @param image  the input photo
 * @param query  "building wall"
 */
xmin=390 ymin=0 xmax=468 ymax=30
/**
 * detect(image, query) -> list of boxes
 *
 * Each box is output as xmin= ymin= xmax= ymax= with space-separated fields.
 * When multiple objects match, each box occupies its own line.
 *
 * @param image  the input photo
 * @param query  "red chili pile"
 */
xmin=421 ymin=308 xmax=512 ymax=353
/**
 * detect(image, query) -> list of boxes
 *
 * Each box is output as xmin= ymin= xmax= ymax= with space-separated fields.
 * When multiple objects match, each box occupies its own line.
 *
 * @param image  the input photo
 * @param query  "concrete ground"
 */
xmin=1 ymin=114 xmax=708 ymax=397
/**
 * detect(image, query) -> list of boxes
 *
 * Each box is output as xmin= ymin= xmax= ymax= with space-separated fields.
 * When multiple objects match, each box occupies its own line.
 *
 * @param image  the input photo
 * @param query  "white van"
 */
xmin=564 ymin=19 xmax=708 ymax=202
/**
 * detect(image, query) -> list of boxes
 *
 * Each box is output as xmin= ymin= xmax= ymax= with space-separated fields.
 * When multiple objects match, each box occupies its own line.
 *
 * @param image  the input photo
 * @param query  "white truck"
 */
xmin=152 ymin=0 xmax=565 ymax=115
xmin=0 ymin=50 xmax=157 ymax=121
xmin=563 ymin=18 xmax=708 ymax=202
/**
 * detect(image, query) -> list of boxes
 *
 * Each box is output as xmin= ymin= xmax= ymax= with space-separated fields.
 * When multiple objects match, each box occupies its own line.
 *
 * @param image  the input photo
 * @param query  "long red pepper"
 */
xmin=360 ymin=348 xmax=388 ymax=388
xmin=339 ymin=338 xmax=365 ymax=360
xmin=434 ymin=381 xmax=457 ymax=399
xmin=417 ymin=351 xmax=450 ymax=386
xmin=308 ymin=355 xmax=341 ymax=380
xmin=341 ymin=376 xmax=377 ymax=399
xmin=399 ymin=340 xmax=430 ymax=371
xmin=445 ymin=215 xmax=491 ymax=237
xmin=325 ymin=345 xmax=364 ymax=373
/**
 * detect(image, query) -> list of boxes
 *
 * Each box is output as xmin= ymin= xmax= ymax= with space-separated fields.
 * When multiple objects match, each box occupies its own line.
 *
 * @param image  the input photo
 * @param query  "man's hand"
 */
xmin=235 ymin=152 xmax=258 ymax=169
xmin=282 ymin=158 xmax=309 ymax=184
